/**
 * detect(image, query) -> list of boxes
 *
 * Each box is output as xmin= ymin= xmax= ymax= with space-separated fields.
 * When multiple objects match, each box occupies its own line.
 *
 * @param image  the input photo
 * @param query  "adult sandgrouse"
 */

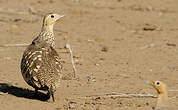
xmin=21 ymin=13 xmax=64 ymax=102
xmin=148 ymin=80 xmax=171 ymax=110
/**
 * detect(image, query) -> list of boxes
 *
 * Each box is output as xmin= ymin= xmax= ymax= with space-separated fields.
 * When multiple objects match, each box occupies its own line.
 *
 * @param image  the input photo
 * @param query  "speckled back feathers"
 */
xmin=21 ymin=39 xmax=62 ymax=91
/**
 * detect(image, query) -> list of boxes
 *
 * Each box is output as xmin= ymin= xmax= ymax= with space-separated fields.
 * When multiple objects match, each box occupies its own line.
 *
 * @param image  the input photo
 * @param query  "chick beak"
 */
xmin=150 ymin=80 xmax=155 ymax=86
xmin=146 ymin=80 xmax=154 ymax=86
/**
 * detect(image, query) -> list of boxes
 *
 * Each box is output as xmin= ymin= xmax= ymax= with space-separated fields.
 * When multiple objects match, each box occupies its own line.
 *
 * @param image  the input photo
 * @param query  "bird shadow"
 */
xmin=0 ymin=83 xmax=50 ymax=101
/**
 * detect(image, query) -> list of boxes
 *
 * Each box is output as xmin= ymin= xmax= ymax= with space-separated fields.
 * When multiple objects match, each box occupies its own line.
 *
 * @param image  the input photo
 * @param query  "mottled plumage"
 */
xmin=21 ymin=13 xmax=64 ymax=102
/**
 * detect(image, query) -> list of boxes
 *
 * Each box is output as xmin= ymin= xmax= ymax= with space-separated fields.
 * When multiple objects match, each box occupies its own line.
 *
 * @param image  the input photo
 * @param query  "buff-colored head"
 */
xmin=147 ymin=80 xmax=167 ymax=94
xmin=43 ymin=13 xmax=64 ymax=26
xmin=42 ymin=13 xmax=64 ymax=31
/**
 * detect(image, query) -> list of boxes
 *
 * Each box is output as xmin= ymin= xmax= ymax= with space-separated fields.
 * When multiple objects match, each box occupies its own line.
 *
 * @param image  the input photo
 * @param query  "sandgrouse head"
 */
xmin=43 ymin=13 xmax=64 ymax=26
xmin=149 ymin=81 xmax=167 ymax=94
xmin=42 ymin=13 xmax=64 ymax=32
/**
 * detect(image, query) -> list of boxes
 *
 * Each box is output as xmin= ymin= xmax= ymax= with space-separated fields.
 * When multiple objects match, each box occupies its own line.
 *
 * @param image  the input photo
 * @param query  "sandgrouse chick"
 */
xmin=21 ymin=13 xmax=64 ymax=102
xmin=148 ymin=81 xmax=170 ymax=110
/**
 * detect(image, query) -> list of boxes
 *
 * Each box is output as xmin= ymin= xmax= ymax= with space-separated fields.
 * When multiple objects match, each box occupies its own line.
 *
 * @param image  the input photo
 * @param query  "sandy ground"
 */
xmin=0 ymin=0 xmax=177 ymax=110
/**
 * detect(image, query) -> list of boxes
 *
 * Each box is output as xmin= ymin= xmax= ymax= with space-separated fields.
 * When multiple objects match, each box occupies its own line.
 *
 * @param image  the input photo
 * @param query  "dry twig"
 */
xmin=0 ymin=7 xmax=42 ymax=16
xmin=66 ymin=43 xmax=77 ymax=78
xmin=28 ymin=7 xmax=43 ymax=16
xmin=0 ymin=8 xmax=28 ymax=15
xmin=81 ymin=92 xmax=157 ymax=99
xmin=168 ymin=90 xmax=178 ymax=92
xmin=0 ymin=43 xmax=29 ymax=47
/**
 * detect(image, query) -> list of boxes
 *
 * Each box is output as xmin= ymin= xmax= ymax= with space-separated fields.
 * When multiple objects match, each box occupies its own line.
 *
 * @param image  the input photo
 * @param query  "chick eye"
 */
xmin=51 ymin=15 xmax=55 ymax=18
xmin=155 ymin=81 xmax=160 ymax=86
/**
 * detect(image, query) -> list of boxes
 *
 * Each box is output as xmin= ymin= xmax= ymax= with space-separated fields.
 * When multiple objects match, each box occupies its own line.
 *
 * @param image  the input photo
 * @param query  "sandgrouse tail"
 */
xmin=21 ymin=13 xmax=64 ymax=102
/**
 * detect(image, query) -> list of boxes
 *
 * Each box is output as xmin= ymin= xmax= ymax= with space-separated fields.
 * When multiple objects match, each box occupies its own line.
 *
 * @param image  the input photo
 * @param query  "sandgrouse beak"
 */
xmin=56 ymin=14 xmax=64 ymax=22
xmin=59 ymin=14 xmax=65 ymax=19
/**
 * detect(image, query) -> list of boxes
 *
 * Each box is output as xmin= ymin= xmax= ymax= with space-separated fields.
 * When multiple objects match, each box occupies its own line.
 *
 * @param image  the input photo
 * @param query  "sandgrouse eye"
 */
xmin=156 ymin=81 xmax=160 ymax=86
xmin=51 ymin=15 xmax=55 ymax=18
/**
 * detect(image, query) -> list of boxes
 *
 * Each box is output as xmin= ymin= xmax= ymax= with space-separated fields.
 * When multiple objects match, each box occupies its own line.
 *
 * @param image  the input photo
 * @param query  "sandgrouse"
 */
xmin=21 ymin=13 xmax=64 ymax=102
xmin=148 ymin=80 xmax=171 ymax=110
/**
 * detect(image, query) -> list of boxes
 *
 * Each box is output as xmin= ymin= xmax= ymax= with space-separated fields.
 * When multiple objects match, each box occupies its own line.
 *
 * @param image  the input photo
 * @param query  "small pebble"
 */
xmin=101 ymin=46 xmax=109 ymax=52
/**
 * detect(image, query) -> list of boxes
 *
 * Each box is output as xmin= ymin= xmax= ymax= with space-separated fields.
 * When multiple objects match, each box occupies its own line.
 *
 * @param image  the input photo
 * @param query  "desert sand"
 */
xmin=0 ymin=0 xmax=177 ymax=110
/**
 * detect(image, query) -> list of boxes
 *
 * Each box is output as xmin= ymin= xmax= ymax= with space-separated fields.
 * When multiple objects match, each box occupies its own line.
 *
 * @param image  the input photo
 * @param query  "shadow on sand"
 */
xmin=0 ymin=83 xmax=50 ymax=101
